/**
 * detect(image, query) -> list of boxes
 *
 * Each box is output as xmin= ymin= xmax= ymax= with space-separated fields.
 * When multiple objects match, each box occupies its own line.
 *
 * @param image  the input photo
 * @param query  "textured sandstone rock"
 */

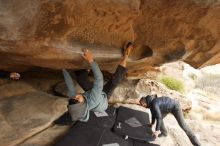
xmin=0 ymin=0 xmax=219 ymax=76
xmin=187 ymin=89 xmax=220 ymax=121
xmin=159 ymin=61 xmax=197 ymax=92
xmin=0 ymin=91 xmax=67 ymax=146
xmin=21 ymin=70 xmax=63 ymax=93
xmin=0 ymin=81 xmax=37 ymax=100
xmin=160 ymin=115 xmax=220 ymax=146
xmin=187 ymin=119 xmax=220 ymax=146
xmin=111 ymin=79 xmax=192 ymax=111
xmin=54 ymin=82 xmax=69 ymax=97
xmin=0 ymin=70 xmax=63 ymax=100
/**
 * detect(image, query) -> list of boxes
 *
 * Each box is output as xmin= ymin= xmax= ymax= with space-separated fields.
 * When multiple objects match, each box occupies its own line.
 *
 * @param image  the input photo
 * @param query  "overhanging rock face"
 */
xmin=0 ymin=0 xmax=219 ymax=76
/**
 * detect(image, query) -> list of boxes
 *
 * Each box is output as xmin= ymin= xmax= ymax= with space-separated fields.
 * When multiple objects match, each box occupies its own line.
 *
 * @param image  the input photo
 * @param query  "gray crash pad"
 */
xmin=113 ymin=106 xmax=155 ymax=142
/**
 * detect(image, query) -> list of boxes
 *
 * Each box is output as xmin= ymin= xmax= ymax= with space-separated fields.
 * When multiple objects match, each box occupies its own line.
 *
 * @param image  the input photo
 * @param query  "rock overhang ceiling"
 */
xmin=0 ymin=0 xmax=219 ymax=76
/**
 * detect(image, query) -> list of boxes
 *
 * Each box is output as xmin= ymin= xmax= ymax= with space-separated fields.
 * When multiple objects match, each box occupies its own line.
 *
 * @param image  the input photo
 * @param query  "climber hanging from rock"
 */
xmin=139 ymin=95 xmax=201 ymax=146
xmin=0 ymin=71 xmax=20 ymax=80
xmin=61 ymin=42 xmax=133 ymax=123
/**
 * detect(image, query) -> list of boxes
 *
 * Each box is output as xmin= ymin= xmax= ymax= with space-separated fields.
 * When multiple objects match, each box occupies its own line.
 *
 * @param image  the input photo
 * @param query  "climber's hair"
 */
xmin=139 ymin=97 xmax=146 ymax=104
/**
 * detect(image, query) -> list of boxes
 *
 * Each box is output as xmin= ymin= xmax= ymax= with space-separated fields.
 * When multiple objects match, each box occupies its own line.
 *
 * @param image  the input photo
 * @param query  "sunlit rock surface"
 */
xmin=0 ymin=91 xmax=67 ymax=146
xmin=0 ymin=0 xmax=219 ymax=76
xmin=110 ymin=79 xmax=192 ymax=111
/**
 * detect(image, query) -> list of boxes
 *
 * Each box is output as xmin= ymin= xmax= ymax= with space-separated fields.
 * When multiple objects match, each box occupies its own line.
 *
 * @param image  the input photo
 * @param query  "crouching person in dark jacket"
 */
xmin=139 ymin=95 xmax=201 ymax=146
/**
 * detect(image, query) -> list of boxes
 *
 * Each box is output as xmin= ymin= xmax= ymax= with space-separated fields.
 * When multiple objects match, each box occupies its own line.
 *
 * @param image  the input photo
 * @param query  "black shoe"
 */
xmin=122 ymin=41 xmax=133 ymax=57
xmin=158 ymin=133 xmax=168 ymax=137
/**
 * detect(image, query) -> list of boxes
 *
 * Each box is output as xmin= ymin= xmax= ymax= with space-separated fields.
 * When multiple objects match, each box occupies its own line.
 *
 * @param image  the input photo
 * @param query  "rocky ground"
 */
xmin=0 ymin=63 xmax=220 ymax=146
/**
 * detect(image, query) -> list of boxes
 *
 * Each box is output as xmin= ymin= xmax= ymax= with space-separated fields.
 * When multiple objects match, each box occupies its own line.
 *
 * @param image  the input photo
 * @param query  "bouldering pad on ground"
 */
xmin=113 ymin=106 xmax=155 ymax=142
xmin=54 ymin=107 xmax=134 ymax=146
xmin=54 ymin=107 xmax=159 ymax=146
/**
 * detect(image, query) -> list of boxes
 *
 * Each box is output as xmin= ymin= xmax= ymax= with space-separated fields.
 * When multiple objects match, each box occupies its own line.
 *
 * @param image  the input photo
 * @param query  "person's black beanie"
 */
xmin=144 ymin=95 xmax=154 ymax=107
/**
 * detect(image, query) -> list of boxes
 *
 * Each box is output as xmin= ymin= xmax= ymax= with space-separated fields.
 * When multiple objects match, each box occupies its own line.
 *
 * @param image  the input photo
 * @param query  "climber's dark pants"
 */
xmin=75 ymin=65 xmax=127 ymax=99
xmin=163 ymin=103 xmax=201 ymax=146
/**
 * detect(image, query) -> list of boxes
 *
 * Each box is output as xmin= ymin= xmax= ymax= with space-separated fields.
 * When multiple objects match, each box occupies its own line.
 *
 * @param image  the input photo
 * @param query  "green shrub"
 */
xmin=158 ymin=75 xmax=185 ymax=93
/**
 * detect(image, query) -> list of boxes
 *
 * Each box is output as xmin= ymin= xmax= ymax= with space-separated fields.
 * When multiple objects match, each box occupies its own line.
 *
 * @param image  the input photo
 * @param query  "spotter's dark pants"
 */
xmin=161 ymin=103 xmax=201 ymax=146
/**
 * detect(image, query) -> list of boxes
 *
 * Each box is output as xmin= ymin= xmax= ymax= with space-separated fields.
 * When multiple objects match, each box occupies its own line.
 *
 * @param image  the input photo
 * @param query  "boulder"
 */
xmin=159 ymin=61 xmax=201 ymax=93
xmin=0 ymin=70 xmax=63 ymax=95
xmin=0 ymin=91 xmax=67 ymax=146
xmin=109 ymin=80 xmax=138 ymax=104
xmin=137 ymin=79 xmax=192 ymax=111
xmin=110 ymin=79 xmax=192 ymax=111
xmin=0 ymin=0 xmax=219 ymax=76
xmin=54 ymin=82 xmax=69 ymax=97
xmin=156 ymin=115 xmax=220 ymax=146
xmin=21 ymin=70 xmax=63 ymax=93
xmin=187 ymin=89 xmax=220 ymax=121
xmin=0 ymin=81 xmax=37 ymax=100
xmin=187 ymin=119 xmax=220 ymax=146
